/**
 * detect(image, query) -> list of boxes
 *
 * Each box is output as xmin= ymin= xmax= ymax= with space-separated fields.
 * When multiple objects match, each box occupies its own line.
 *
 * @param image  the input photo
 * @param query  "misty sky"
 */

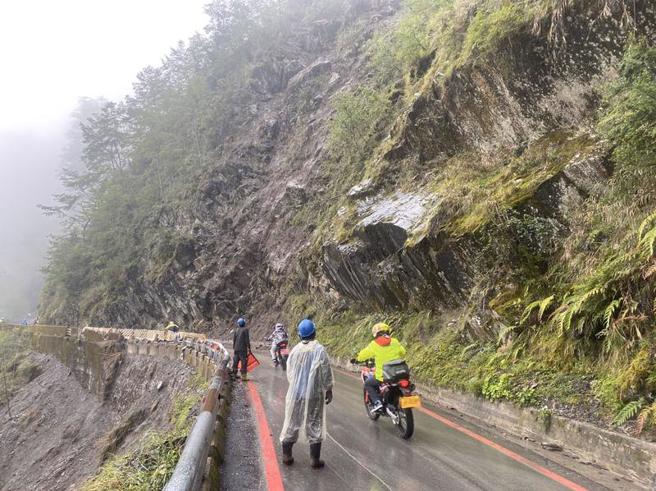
xmin=0 ymin=0 xmax=211 ymax=320
xmin=0 ymin=0 xmax=210 ymax=130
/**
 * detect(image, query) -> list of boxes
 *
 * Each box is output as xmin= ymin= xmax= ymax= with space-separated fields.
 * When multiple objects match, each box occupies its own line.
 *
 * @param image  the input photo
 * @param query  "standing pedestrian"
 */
xmin=232 ymin=317 xmax=251 ymax=381
xmin=280 ymin=319 xmax=333 ymax=468
xmin=166 ymin=320 xmax=180 ymax=333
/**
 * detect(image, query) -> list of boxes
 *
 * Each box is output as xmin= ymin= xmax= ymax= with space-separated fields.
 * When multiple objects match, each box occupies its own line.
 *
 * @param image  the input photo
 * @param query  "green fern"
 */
xmin=460 ymin=343 xmax=478 ymax=358
xmin=613 ymin=398 xmax=644 ymax=426
xmin=636 ymin=402 xmax=656 ymax=435
xmin=520 ymin=295 xmax=554 ymax=324
xmin=637 ymin=210 xmax=656 ymax=240
xmin=603 ymin=299 xmax=621 ymax=329
xmin=537 ymin=295 xmax=554 ymax=321
xmin=555 ymin=306 xmax=575 ymax=335
xmin=639 ymin=225 xmax=656 ymax=257
xmin=552 ymin=286 xmax=603 ymax=334
xmin=578 ymin=286 xmax=606 ymax=304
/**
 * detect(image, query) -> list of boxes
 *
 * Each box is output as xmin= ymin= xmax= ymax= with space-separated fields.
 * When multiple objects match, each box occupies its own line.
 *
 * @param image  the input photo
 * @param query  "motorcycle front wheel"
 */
xmin=397 ymin=408 xmax=414 ymax=439
xmin=280 ymin=355 xmax=287 ymax=371
xmin=363 ymin=388 xmax=380 ymax=421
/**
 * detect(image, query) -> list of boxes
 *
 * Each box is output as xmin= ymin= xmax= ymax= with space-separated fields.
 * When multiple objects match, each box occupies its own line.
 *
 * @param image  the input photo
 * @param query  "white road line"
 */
xmin=326 ymin=432 xmax=393 ymax=491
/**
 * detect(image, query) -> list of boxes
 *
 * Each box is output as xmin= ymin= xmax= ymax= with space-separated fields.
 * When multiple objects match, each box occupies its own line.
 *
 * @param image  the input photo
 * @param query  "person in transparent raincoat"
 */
xmin=280 ymin=319 xmax=333 ymax=468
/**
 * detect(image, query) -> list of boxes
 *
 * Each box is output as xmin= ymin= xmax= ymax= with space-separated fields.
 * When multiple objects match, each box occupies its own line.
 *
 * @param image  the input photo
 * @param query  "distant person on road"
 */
xmin=351 ymin=322 xmax=406 ymax=413
xmin=232 ymin=317 xmax=251 ymax=381
xmin=166 ymin=321 xmax=180 ymax=341
xmin=280 ymin=319 xmax=333 ymax=468
xmin=266 ymin=322 xmax=288 ymax=363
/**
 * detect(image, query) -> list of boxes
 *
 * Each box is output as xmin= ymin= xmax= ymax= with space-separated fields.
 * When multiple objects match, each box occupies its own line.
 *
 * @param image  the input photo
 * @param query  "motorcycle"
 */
xmin=273 ymin=339 xmax=289 ymax=371
xmin=358 ymin=359 xmax=420 ymax=439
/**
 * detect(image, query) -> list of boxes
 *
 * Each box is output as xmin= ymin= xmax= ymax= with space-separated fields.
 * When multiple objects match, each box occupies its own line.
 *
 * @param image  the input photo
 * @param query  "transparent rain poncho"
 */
xmin=280 ymin=340 xmax=333 ymax=444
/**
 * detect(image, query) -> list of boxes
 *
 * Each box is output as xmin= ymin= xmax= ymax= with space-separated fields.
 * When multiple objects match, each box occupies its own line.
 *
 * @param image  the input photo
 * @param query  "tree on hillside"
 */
xmin=40 ymin=97 xmax=108 ymax=227
xmin=61 ymin=97 xmax=108 ymax=174
xmin=38 ymin=0 xmax=359 ymax=326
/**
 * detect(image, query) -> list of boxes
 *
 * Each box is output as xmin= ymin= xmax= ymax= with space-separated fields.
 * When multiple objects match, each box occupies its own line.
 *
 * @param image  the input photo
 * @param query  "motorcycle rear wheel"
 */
xmin=280 ymin=355 xmax=287 ymax=371
xmin=363 ymin=388 xmax=380 ymax=421
xmin=397 ymin=408 xmax=414 ymax=439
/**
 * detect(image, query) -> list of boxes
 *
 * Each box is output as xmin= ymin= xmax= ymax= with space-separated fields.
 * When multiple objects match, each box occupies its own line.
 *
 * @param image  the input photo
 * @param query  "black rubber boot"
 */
xmin=282 ymin=442 xmax=294 ymax=465
xmin=310 ymin=443 xmax=324 ymax=469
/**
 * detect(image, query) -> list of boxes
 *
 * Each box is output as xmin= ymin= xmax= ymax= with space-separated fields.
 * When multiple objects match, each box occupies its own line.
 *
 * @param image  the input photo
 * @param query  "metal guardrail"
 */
xmin=164 ymin=342 xmax=230 ymax=491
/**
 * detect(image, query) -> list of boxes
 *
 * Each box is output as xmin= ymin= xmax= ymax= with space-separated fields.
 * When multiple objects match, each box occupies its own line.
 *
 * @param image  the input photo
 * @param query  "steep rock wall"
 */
xmin=316 ymin=1 xmax=656 ymax=319
xmin=39 ymin=0 xmax=402 ymax=330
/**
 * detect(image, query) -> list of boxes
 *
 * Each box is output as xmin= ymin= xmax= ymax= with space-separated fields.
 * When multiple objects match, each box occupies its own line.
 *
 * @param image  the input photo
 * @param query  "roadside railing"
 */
xmin=164 ymin=354 xmax=230 ymax=491
xmin=164 ymin=340 xmax=230 ymax=491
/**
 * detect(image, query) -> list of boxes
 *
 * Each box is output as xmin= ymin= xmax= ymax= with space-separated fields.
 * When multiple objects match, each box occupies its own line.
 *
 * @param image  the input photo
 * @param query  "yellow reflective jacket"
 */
xmin=356 ymin=337 xmax=406 ymax=381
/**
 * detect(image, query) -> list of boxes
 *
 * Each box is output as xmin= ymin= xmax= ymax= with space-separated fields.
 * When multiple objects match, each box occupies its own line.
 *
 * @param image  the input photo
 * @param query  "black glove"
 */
xmin=325 ymin=389 xmax=333 ymax=405
xmin=349 ymin=358 xmax=358 ymax=364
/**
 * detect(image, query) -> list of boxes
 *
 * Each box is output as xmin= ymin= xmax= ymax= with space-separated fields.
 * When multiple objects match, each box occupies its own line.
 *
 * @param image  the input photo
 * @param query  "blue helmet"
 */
xmin=237 ymin=318 xmax=246 ymax=327
xmin=297 ymin=319 xmax=316 ymax=338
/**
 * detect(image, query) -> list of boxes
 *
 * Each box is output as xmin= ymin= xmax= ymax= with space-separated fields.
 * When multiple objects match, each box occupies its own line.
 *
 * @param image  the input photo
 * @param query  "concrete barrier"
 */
xmin=31 ymin=325 xmax=124 ymax=399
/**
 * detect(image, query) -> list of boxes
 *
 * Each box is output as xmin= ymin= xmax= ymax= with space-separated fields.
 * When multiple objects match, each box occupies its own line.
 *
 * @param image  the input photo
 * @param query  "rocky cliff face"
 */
xmin=39 ymin=1 xmax=655 ymax=340
xmin=40 ymin=0 xmax=405 ymax=329
xmin=36 ymin=0 xmax=656 ymax=435
xmin=317 ymin=1 xmax=654 ymax=316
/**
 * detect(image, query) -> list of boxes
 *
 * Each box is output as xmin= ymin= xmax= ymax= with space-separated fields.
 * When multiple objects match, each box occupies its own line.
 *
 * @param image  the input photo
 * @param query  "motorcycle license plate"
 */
xmin=400 ymin=395 xmax=421 ymax=409
xmin=280 ymin=348 xmax=289 ymax=356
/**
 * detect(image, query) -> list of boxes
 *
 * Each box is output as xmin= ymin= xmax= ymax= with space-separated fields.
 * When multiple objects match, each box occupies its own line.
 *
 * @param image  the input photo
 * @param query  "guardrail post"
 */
xmin=203 ymin=369 xmax=230 ymax=491
xmin=203 ymin=356 xmax=211 ymax=381
xmin=138 ymin=340 xmax=149 ymax=355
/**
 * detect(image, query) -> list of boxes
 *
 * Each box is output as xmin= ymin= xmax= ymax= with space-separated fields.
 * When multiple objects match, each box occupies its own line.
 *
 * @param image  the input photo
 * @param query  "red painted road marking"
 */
xmin=337 ymin=368 xmax=588 ymax=491
xmin=418 ymin=406 xmax=588 ymax=491
xmin=248 ymin=381 xmax=285 ymax=491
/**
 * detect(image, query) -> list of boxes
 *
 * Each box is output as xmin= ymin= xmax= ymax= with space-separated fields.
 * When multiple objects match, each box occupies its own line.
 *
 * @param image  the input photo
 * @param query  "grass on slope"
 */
xmin=0 ymin=329 xmax=39 ymax=411
xmin=83 ymin=372 xmax=208 ymax=491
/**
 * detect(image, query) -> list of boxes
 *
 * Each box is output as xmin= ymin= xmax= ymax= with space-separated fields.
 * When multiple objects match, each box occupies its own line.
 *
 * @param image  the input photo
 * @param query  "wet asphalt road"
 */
xmin=248 ymin=361 xmax=607 ymax=491
xmin=221 ymin=380 xmax=264 ymax=491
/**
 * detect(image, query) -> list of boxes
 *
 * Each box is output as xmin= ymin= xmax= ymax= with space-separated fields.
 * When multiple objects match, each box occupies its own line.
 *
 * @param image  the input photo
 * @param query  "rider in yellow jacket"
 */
xmin=352 ymin=323 xmax=406 ymax=413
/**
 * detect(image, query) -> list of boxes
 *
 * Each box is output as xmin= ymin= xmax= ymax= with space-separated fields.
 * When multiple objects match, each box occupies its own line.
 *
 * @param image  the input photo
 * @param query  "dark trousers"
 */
xmin=365 ymin=377 xmax=381 ymax=404
xmin=233 ymin=350 xmax=248 ymax=375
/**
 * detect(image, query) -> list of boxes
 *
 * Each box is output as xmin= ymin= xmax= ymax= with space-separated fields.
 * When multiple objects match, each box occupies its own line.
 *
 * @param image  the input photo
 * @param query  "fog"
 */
xmin=0 ymin=0 xmax=210 ymax=321
xmin=0 ymin=125 xmax=63 ymax=321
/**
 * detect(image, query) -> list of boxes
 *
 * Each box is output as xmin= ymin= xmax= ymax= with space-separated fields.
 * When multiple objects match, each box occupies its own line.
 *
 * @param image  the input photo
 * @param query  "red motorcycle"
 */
xmin=273 ymin=340 xmax=289 ymax=371
xmin=359 ymin=359 xmax=420 ymax=439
